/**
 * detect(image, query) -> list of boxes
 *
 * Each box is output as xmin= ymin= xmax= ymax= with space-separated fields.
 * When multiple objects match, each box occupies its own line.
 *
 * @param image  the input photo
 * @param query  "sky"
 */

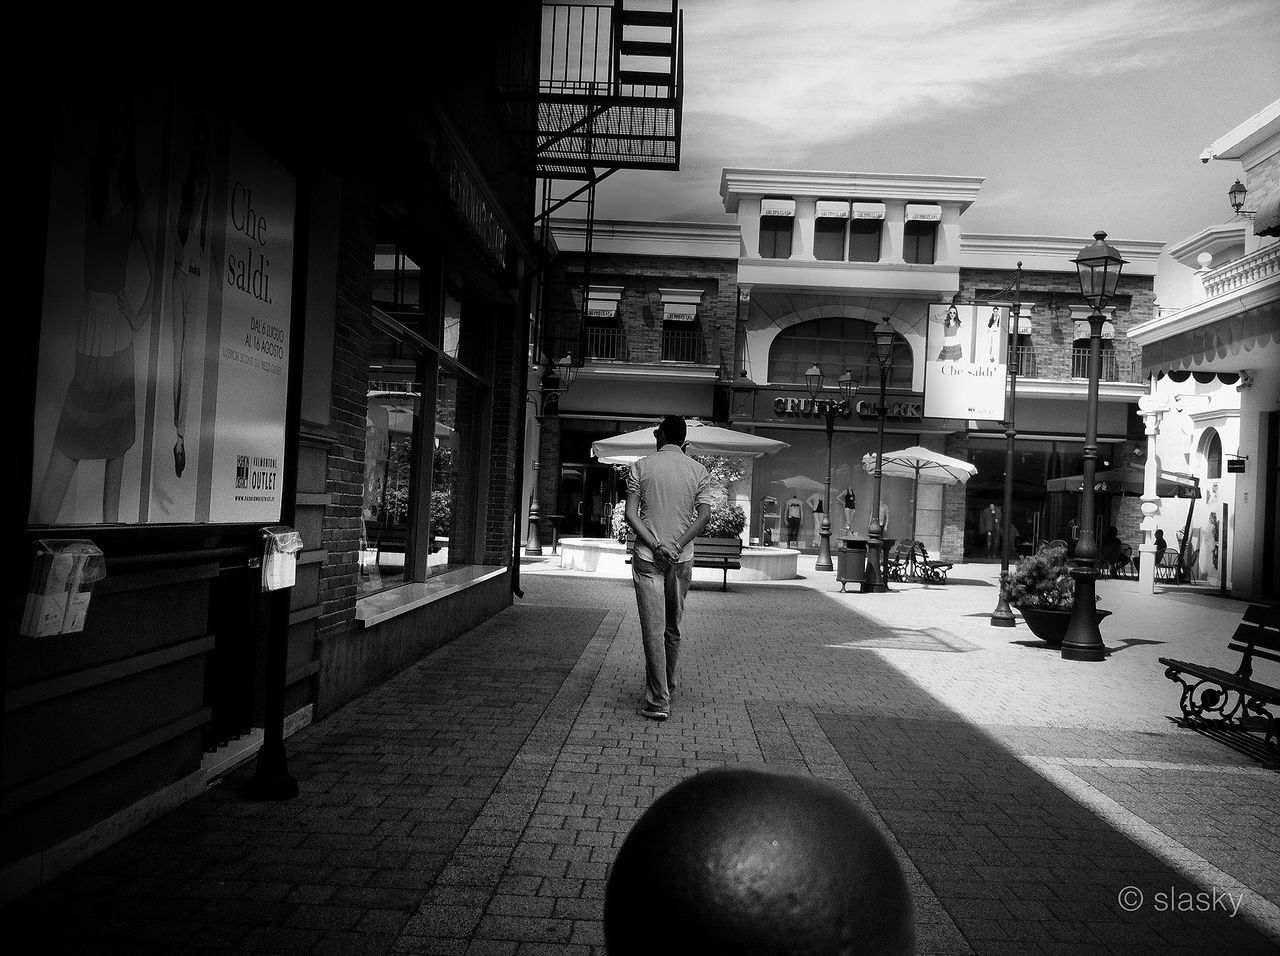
xmin=593 ymin=0 xmax=1280 ymax=304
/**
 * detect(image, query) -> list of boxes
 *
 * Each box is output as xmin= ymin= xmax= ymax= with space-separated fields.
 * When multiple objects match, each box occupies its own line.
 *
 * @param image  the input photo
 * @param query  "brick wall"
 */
xmin=941 ymin=432 xmax=969 ymax=561
xmin=960 ymin=268 xmax=1156 ymax=381
xmin=316 ymin=180 xmax=376 ymax=644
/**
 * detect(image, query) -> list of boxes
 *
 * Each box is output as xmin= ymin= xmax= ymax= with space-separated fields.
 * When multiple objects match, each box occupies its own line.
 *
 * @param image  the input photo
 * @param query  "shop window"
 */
xmin=767 ymin=317 xmax=912 ymax=388
xmin=848 ymin=218 xmax=881 ymax=262
xmin=759 ymin=215 xmax=793 ymax=259
xmin=361 ymin=246 xmax=490 ymax=597
xmin=813 ymin=218 xmax=845 ymax=261
xmin=903 ymin=221 xmax=937 ymax=264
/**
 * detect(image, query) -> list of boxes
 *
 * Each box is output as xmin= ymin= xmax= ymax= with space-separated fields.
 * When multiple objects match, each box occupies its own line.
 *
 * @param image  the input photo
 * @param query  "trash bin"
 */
xmin=836 ymin=537 xmax=867 ymax=592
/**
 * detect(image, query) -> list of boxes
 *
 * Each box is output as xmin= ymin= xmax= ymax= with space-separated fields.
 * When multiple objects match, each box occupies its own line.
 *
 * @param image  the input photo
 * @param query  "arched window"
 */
xmin=1204 ymin=430 xmax=1222 ymax=479
xmin=768 ymin=318 xmax=913 ymax=388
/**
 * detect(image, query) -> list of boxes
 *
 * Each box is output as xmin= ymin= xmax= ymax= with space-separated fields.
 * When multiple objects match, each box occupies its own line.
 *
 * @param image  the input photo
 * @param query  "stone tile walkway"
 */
xmin=5 ymin=559 xmax=1277 ymax=954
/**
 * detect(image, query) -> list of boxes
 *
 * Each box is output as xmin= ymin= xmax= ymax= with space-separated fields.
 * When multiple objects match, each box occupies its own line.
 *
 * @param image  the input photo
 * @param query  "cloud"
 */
xmin=681 ymin=0 xmax=1250 ymax=154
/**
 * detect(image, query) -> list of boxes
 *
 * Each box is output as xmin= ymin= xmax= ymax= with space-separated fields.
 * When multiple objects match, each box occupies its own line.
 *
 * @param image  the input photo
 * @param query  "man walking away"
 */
xmin=625 ymin=416 xmax=714 ymax=721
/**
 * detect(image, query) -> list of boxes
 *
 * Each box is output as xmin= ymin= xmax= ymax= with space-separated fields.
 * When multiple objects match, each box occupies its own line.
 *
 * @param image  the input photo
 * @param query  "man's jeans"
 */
xmin=631 ymin=556 xmax=693 ymax=708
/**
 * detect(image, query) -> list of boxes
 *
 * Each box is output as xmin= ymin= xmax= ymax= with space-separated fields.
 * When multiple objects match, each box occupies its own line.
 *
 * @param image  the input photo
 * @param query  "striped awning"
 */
xmin=1254 ymin=186 xmax=1280 ymax=237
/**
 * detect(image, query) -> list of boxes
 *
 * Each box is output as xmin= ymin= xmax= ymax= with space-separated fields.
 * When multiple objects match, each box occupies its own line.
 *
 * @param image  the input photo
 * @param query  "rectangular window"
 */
xmin=903 ymin=221 xmax=937 ymax=264
xmin=759 ymin=215 xmax=793 ymax=259
xmin=813 ymin=218 xmax=845 ymax=261
xmin=848 ymin=218 xmax=881 ymax=262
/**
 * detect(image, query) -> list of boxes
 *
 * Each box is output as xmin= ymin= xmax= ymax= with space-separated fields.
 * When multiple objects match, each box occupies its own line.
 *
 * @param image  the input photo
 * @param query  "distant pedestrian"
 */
xmin=625 ymin=416 xmax=714 ymax=721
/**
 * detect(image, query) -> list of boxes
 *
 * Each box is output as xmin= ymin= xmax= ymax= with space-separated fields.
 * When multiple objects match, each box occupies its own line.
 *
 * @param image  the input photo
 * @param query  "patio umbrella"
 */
xmin=777 ymin=475 xmax=826 ymax=493
xmin=860 ymin=445 xmax=978 ymax=546
xmin=591 ymin=421 xmax=789 ymax=464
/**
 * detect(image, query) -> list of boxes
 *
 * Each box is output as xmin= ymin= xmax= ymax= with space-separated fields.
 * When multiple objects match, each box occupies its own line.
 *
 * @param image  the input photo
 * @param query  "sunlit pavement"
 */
xmin=6 ymin=556 xmax=1278 ymax=954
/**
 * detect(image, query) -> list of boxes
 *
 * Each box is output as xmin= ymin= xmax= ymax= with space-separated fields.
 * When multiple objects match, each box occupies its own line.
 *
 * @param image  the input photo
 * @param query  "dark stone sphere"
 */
xmin=604 ymin=766 xmax=914 ymax=956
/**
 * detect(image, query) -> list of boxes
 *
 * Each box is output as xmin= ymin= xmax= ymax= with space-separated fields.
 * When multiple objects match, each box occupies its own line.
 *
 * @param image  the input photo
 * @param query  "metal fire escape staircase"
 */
xmin=503 ymin=0 xmax=684 ymax=368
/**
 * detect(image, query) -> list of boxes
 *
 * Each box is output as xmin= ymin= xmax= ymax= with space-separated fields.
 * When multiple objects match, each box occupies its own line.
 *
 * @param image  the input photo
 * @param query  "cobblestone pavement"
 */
xmin=5 ymin=558 xmax=1278 ymax=954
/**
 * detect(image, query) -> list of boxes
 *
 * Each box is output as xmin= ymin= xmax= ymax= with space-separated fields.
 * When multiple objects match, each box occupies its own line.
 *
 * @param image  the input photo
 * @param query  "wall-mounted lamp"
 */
xmin=1228 ymin=179 xmax=1247 ymax=215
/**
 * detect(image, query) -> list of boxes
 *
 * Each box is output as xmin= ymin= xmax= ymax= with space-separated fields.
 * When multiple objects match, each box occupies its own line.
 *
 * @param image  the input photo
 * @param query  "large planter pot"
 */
xmin=1016 ymin=605 xmax=1112 ymax=646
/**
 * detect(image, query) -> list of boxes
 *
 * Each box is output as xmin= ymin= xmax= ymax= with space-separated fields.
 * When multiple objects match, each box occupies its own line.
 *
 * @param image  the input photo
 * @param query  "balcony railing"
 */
xmin=661 ymin=327 xmax=704 ymax=363
xmin=1011 ymin=345 xmax=1038 ymax=378
xmin=584 ymin=326 xmax=626 ymax=361
xmin=1070 ymin=348 xmax=1143 ymax=383
xmin=1201 ymin=243 xmax=1279 ymax=299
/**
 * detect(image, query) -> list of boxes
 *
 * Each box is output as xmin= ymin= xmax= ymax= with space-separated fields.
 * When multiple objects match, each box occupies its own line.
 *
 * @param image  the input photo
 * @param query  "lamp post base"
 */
xmin=990 ymin=598 xmax=1017 ymax=627
xmin=1061 ymin=568 xmax=1106 ymax=661
xmin=815 ymin=526 xmax=833 ymax=571
xmin=861 ymin=537 xmax=888 ymax=593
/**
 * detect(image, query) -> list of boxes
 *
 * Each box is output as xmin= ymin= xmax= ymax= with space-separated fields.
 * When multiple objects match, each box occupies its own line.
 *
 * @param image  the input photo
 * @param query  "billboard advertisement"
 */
xmin=923 ymin=303 xmax=1009 ymax=421
xmin=29 ymin=81 xmax=294 ymax=526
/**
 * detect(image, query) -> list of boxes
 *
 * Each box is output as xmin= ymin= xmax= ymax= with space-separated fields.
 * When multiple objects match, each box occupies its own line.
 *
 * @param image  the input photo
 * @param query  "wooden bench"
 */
xmin=625 ymin=535 xmax=743 ymax=591
xmin=1159 ymin=603 xmax=1280 ymax=758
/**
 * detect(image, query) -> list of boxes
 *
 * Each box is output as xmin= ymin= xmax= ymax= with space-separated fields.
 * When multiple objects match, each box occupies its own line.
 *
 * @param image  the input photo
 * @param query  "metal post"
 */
xmin=864 ymin=364 xmax=889 ymax=593
xmin=992 ymin=264 xmax=1022 ymax=627
xmin=815 ymin=409 xmax=835 ymax=571
xmin=1062 ymin=308 xmax=1106 ymax=661
xmin=525 ymin=453 xmax=543 ymax=555
xmin=1219 ymin=503 xmax=1229 ymax=597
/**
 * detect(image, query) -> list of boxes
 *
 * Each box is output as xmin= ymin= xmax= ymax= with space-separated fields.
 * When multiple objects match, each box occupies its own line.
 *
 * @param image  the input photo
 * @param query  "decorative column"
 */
xmin=793 ymin=198 xmax=817 ymax=260
xmin=1136 ymin=385 xmax=1169 ymax=593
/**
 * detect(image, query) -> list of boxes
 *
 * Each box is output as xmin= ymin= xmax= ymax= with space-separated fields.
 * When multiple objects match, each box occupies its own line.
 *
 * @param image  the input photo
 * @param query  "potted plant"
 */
xmin=1000 ymin=544 xmax=1110 ymax=645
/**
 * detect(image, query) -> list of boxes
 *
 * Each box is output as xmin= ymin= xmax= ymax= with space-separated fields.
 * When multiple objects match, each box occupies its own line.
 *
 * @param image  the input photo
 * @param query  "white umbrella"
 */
xmin=861 ymin=445 xmax=977 ymax=546
xmin=591 ymin=421 xmax=789 ymax=464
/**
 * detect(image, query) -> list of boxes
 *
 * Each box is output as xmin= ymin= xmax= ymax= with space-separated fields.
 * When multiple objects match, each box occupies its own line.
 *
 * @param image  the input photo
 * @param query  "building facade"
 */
xmin=537 ymin=168 xmax=1161 ymax=567
xmin=1130 ymin=98 xmax=1280 ymax=600
xmin=6 ymin=11 xmax=567 ymax=901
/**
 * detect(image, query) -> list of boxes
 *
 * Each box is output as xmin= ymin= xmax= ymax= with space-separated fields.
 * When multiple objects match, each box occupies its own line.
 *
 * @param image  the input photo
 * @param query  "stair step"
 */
xmin=616 ymin=69 xmax=675 ymax=85
xmin=619 ymin=40 xmax=674 ymax=58
xmin=617 ymin=9 xmax=676 ymax=29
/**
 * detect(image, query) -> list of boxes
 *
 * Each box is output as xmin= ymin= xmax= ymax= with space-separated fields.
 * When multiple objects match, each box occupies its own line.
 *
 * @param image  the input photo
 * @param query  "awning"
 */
xmin=1140 ymin=301 xmax=1280 ymax=374
xmin=1073 ymin=319 xmax=1115 ymax=340
xmin=816 ymin=200 xmax=850 ymax=219
xmin=1255 ymin=186 xmax=1280 ymax=237
xmin=663 ymin=303 xmax=697 ymax=322
xmin=905 ymin=203 xmax=941 ymax=222
xmin=1015 ymin=313 xmax=1033 ymax=334
xmin=586 ymin=284 xmax=623 ymax=319
xmin=761 ymin=198 xmax=795 ymax=217
xmin=851 ymin=201 xmax=885 ymax=220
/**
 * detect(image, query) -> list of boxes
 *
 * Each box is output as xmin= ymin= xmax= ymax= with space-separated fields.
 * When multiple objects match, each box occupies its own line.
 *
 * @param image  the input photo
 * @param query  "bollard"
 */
xmin=604 ymin=766 xmax=914 ymax=955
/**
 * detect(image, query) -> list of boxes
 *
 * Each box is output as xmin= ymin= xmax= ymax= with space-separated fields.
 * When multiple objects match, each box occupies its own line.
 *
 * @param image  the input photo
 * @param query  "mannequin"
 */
xmin=805 ymin=491 xmax=824 ymax=547
xmin=978 ymin=503 xmax=1001 ymax=557
xmin=837 ymin=486 xmax=856 ymax=532
xmin=784 ymin=495 xmax=803 ymax=548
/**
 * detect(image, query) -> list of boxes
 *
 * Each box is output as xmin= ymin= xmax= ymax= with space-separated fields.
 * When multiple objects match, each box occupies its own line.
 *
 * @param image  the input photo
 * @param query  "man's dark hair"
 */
xmin=658 ymin=415 xmax=687 ymax=446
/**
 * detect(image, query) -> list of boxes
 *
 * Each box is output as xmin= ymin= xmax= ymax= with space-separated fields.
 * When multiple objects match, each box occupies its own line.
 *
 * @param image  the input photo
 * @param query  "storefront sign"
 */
xmin=448 ymin=162 xmax=509 ymax=271
xmin=29 ymin=88 xmax=294 ymax=527
xmin=773 ymin=397 xmax=853 ymax=419
xmin=924 ymin=303 xmax=1009 ymax=421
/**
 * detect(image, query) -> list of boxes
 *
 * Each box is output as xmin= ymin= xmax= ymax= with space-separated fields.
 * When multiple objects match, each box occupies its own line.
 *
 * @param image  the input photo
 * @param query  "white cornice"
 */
xmin=551 ymin=218 xmax=740 ymax=258
xmin=1014 ymin=379 xmax=1148 ymax=401
xmin=1165 ymin=223 xmax=1249 ymax=269
xmin=1201 ymin=98 xmax=1280 ymax=165
xmin=719 ymin=168 xmax=985 ymax=213
xmin=959 ymin=234 xmax=1163 ymax=277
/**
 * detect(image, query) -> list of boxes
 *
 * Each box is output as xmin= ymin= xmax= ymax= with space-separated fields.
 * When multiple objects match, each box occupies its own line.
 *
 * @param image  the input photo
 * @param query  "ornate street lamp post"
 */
xmin=1062 ymin=232 xmax=1126 ymax=661
xmin=803 ymin=365 xmax=856 ymax=572
xmin=865 ymin=318 xmax=897 ymax=593
xmin=990 ymin=263 xmax=1023 ymax=627
xmin=524 ymin=353 xmax=576 ymax=556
